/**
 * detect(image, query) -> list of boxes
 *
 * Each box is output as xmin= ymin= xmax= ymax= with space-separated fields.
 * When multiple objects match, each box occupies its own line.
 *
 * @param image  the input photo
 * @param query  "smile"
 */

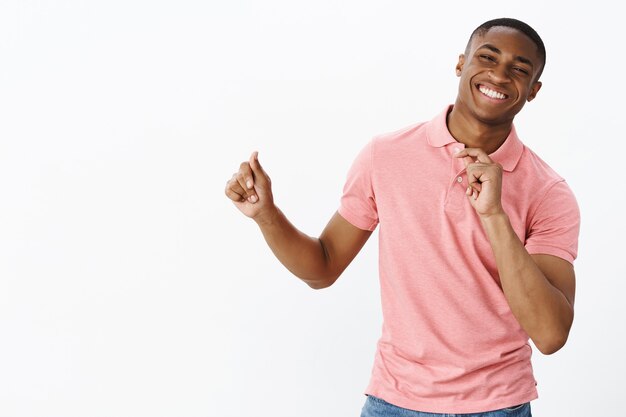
xmin=477 ymin=84 xmax=508 ymax=100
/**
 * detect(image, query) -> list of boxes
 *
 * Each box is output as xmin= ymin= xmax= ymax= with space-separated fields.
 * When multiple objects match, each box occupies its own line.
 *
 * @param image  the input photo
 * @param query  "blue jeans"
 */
xmin=360 ymin=395 xmax=532 ymax=417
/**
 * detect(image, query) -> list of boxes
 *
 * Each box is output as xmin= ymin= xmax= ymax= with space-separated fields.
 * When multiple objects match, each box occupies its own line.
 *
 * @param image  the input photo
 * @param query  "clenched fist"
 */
xmin=224 ymin=151 xmax=276 ymax=223
xmin=454 ymin=147 xmax=504 ymax=218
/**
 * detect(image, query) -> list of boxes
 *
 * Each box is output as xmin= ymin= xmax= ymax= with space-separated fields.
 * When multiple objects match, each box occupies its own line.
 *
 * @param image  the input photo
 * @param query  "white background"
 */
xmin=1 ymin=1 xmax=624 ymax=416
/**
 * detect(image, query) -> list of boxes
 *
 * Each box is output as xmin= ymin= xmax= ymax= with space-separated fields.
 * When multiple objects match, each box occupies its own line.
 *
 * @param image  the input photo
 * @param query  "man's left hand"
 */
xmin=454 ymin=148 xmax=504 ymax=218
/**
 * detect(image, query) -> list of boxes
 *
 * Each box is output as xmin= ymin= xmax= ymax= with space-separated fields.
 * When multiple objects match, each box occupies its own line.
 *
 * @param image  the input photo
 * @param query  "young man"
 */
xmin=224 ymin=18 xmax=579 ymax=416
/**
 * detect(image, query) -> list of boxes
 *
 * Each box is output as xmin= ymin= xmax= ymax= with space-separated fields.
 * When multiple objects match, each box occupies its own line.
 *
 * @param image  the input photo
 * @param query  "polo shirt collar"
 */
xmin=489 ymin=125 xmax=524 ymax=172
xmin=426 ymin=105 xmax=524 ymax=172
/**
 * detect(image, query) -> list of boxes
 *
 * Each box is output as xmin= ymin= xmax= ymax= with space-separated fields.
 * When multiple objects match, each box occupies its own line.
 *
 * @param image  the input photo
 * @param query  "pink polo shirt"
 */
xmin=338 ymin=106 xmax=580 ymax=414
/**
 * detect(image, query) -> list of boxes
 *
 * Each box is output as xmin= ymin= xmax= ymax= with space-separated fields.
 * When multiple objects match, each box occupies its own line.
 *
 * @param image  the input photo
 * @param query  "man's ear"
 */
xmin=527 ymin=81 xmax=542 ymax=102
xmin=456 ymin=54 xmax=465 ymax=76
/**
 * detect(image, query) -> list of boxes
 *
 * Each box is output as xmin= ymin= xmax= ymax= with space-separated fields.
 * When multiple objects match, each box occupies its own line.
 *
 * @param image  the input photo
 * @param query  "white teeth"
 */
xmin=479 ymin=86 xmax=506 ymax=100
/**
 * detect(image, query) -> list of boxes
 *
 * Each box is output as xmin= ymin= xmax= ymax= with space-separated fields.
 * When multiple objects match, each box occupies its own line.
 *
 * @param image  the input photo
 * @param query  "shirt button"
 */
xmin=457 ymin=176 xmax=463 ymax=183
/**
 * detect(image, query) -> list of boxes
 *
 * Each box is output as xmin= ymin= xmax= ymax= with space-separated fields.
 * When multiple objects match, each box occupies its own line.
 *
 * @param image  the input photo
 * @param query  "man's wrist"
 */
xmin=479 ymin=210 xmax=511 ymax=231
xmin=254 ymin=205 xmax=280 ymax=227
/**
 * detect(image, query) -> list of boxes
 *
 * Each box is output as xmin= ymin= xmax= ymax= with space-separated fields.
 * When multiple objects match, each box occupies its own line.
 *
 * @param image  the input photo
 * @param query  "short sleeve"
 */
xmin=525 ymin=180 xmax=581 ymax=263
xmin=337 ymin=139 xmax=379 ymax=231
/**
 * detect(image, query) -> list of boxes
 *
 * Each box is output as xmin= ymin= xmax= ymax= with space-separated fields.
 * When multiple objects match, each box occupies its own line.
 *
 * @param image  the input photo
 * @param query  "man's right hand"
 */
xmin=224 ymin=151 xmax=373 ymax=289
xmin=224 ymin=151 xmax=276 ymax=223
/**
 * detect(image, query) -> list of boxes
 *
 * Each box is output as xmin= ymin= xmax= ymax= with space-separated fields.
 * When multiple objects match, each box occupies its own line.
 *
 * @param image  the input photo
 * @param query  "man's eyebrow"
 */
xmin=477 ymin=43 xmax=534 ymax=68
xmin=480 ymin=44 xmax=502 ymax=55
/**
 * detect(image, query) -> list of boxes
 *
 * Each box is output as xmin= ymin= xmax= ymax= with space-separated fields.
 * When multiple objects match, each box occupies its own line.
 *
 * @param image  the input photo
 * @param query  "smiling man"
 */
xmin=225 ymin=17 xmax=579 ymax=417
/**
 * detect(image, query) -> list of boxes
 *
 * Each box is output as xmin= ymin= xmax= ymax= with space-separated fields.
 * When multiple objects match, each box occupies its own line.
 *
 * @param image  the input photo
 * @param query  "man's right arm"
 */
xmin=225 ymin=152 xmax=372 ymax=289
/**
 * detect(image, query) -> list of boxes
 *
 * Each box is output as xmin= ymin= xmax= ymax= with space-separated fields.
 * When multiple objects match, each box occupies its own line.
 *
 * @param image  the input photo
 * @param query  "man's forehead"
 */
xmin=470 ymin=26 xmax=539 ymax=55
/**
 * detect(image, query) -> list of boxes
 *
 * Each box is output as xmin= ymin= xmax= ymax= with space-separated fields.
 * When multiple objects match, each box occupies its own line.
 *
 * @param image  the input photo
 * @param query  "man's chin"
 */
xmin=471 ymin=104 xmax=518 ymax=126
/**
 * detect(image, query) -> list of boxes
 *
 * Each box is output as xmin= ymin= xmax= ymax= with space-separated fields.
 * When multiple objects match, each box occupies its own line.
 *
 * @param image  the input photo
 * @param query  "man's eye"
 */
xmin=513 ymin=67 xmax=529 ymax=75
xmin=479 ymin=55 xmax=495 ymax=61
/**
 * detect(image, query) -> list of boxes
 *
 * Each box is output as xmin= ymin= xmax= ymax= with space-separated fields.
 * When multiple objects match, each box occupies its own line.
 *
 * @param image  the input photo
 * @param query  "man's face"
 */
xmin=455 ymin=26 xmax=543 ymax=125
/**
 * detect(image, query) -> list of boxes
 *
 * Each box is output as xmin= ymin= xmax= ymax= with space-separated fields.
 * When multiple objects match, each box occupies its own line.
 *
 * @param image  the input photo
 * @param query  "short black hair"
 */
xmin=466 ymin=18 xmax=546 ymax=80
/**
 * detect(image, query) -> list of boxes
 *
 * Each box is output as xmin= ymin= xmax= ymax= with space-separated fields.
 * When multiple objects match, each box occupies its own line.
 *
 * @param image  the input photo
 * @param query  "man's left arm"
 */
xmin=480 ymin=214 xmax=575 ymax=354
xmin=456 ymin=148 xmax=577 ymax=355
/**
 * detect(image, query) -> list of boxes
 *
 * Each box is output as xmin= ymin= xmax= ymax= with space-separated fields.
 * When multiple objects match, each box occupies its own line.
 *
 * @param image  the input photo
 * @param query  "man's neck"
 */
xmin=446 ymin=105 xmax=513 ymax=155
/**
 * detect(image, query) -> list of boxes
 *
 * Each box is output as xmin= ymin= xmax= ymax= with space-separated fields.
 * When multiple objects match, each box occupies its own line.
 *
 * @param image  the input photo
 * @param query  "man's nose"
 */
xmin=488 ymin=65 xmax=511 ymax=84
